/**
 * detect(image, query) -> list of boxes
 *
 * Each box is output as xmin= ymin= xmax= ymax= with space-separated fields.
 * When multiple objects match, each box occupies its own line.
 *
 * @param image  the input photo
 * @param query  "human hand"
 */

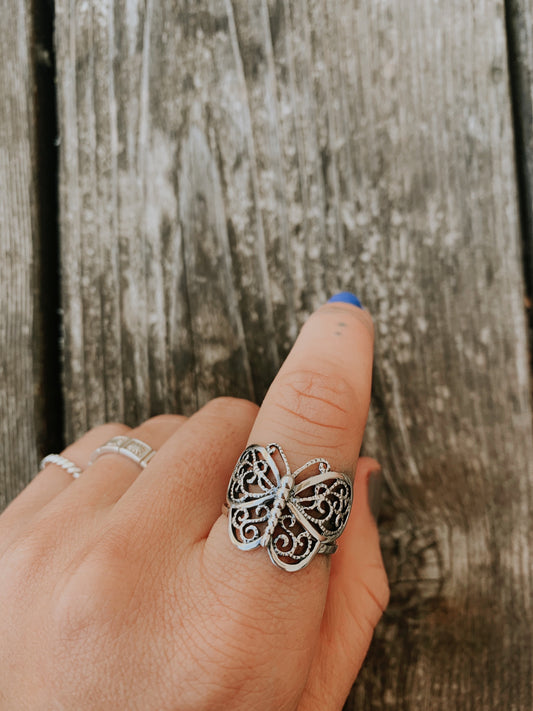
xmin=0 ymin=296 xmax=389 ymax=711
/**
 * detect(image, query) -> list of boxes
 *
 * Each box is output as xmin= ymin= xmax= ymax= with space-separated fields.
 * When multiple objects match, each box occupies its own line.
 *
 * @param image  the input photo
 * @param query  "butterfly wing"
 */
xmin=290 ymin=472 xmax=353 ymax=542
xmin=266 ymin=506 xmax=323 ymax=571
xmin=266 ymin=458 xmax=352 ymax=571
xmin=227 ymin=444 xmax=281 ymax=551
xmin=228 ymin=501 xmax=274 ymax=551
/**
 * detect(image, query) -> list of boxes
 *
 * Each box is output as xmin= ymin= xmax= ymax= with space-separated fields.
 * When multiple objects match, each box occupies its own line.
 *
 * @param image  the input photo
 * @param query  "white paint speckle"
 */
xmin=417 ymin=317 xmax=428 ymax=333
xmin=480 ymin=326 xmax=491 ymax=345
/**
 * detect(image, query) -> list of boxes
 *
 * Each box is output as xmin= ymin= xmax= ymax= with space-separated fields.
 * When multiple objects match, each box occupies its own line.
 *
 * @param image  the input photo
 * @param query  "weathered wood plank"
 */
xmin=54 ymin=0 xmax=533 ymax=708
xmin=0 ymin=1 xmax=41 ymax=508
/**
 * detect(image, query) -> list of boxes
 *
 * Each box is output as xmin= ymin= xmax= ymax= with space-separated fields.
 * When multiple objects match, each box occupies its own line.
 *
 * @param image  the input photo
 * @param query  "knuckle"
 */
xmin=51 ymin=578 xmax=107 ymax=662
xmin=274 ymin=367 xmax=357 ymax=446
xmin=2 ymin=515 xmax=66 ymax=582
xmin=51 ymin=547 xmax=129 ymax=652
xmin=0 ymin=541 xmax=41 ymax=601
xmin=203 ymin=396 xmax=259 ymax=420
xmin=51 ymin=578 xmax=97 ymax=647
xmin=90 ymin=524 xmax=147 ymax=570
xmin=85 ymin=422 xmax=130 ymax=441
xmin=143 ymin=413 xmax=187 ymax=428
xmin=0 ymin=512 xmax=76 ymax=605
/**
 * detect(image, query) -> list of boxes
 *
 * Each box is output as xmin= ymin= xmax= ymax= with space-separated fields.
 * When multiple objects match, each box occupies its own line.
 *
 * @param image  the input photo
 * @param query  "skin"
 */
xmin=0 ymin=301 xmax=389 ymax=711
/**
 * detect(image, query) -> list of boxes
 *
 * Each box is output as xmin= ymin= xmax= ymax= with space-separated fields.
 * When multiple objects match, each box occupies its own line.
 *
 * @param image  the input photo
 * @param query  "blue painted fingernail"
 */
xmin=327 ymin=291 xmax=363 ymax=309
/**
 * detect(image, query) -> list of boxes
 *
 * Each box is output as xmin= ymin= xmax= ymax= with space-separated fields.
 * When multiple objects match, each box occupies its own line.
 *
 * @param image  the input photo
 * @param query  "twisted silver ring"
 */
xmin=89 ymin=436 xmax=156 ymax=469
xmin=40 ymin=454 xmax=83 ymax=479
xmin=225 ymin=443 xmax=353 ymax=572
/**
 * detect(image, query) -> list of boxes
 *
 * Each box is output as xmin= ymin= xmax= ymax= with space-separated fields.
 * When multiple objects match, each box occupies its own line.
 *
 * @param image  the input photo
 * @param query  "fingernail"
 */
xmin=368 ymin=469 xmax=382 ymax=522
xmin=327 ymin=291 xmax=363 ymax=309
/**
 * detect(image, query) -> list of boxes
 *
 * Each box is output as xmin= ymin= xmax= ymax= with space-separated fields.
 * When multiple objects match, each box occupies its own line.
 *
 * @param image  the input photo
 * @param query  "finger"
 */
xmin=299 ymin=457 xmax=390 ymax=711
xmin=249 ymin=298 xmax=373 ymax=473
xmin=66 ymin=414 xmax=188 ymax=510
xmin=105 ymin=397 xmax=259 ymax=545
xmin=203 ymin=295 xmax=374 ymax=702
xmin=0 ymin=423 xmax=129 ymax=556
xmin=0 ymin=416 xmax=189 ymax=570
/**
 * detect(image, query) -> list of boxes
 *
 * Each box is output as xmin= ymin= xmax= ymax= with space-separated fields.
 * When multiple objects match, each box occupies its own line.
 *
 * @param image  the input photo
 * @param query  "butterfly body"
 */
xmin=226 ymin=443 xmax=353 ymax=571
xmin=260 ymin=474 xmax=294 ymax=545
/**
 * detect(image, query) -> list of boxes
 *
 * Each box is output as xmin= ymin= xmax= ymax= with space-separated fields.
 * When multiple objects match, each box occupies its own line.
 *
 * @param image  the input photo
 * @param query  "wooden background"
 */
xmin=2 ymin=0 xmax=533 ymax=708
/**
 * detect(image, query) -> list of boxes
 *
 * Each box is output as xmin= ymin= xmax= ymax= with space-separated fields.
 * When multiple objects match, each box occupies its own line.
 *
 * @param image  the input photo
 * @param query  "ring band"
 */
xmin=89 ymin=436 xmax=156 ymax=469
xmin=40 ymin=454 xmax=83 ymax=479
xmin=225 ymin=443 xmax=352 ymax=572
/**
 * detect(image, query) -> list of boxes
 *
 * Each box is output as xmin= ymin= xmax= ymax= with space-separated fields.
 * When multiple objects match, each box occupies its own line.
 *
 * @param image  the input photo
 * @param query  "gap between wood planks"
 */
xmin=30 ymin=0 xmax=64 ymax=455
xmin=505 ymin=0 xmax=533 ymax=373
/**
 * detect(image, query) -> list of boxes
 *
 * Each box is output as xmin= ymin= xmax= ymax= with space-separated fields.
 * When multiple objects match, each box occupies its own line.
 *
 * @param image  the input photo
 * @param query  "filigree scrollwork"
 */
xmin=226 ymin=443 xmax=353 ymax=571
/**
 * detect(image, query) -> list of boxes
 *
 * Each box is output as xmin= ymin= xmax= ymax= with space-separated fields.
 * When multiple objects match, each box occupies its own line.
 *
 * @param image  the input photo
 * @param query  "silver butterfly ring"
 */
xmin=225 ymin=443 xmax=353 ymax=572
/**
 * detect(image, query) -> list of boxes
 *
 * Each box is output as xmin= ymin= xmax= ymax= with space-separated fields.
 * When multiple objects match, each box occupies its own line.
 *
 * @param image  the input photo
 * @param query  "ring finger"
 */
xmin=0 ymin=416 xmax=187 ymax=555
xmin=68 ymin=414 xmax=188 ymax=510
xmin=0 ymin=423 xmax=130 ymax=554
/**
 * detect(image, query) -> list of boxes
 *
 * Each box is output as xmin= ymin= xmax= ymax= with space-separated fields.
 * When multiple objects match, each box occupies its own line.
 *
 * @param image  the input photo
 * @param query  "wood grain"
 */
xmin=0 ymin=0 xmax=40 ymax=508
xmin=53 ymin=0 xmax=533 ymax=708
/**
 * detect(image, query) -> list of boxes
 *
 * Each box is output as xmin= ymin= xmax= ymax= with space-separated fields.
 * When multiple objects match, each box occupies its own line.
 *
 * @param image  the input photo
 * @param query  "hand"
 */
xmin=0 ymin=299 xmax=389 ymax=711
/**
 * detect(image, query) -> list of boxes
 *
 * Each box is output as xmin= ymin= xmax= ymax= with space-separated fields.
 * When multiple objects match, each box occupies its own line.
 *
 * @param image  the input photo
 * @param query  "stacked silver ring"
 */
xmin=40 ymin=436 xmax=157 ymax=479
xmin=88 ymin=436 xmax=156 ymax=469
xmin=39 ymin=454 xmax=83 ymax=479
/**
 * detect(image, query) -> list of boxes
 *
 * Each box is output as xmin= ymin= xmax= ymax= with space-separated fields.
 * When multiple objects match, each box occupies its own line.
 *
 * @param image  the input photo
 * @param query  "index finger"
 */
xmin=204 ymin=293 xmax=374 ymax=691
xmin=248 ymin=294 xmax=373 ymax=478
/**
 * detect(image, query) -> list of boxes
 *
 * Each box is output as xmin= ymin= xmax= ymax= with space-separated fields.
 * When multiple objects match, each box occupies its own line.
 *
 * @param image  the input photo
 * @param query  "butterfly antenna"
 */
xmin=267 ymin=443 xmax=292 ymax=478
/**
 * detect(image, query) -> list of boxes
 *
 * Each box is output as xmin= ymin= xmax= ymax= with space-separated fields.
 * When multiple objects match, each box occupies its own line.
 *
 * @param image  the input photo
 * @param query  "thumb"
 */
xmin=299 ymin=457 xmax=389 ymax=711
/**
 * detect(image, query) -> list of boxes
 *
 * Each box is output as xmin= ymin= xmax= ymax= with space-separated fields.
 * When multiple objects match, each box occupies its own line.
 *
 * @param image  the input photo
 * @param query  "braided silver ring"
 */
xmin=40 ymin=454 xmax=83 ymax=479
xmin=225 ymin=443 xmax=353 ymax=572
xmin=89 ymin=436 xmax=156 ymax=469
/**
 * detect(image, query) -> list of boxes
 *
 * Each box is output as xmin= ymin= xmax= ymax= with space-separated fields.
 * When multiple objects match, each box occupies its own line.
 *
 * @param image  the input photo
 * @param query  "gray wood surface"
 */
xmin=42 ymin=0 xmax=533 ymax=707
xmin=0 ymin=0 xmax=40 ymax=508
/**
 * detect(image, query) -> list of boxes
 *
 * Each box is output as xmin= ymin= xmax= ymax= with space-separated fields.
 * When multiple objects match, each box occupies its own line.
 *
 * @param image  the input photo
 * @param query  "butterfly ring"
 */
xmin=224 ymin=443 xmax=353 ymax=572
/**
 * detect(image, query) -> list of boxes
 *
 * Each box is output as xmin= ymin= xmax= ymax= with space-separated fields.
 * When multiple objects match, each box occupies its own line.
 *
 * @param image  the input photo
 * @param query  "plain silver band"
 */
xmin=221 ymin=503 xmax=338 ymax=556
xmin=40 ymin=454 xmax=83 ymax=479
xmin=317 ymin=542 xmax=338 ymax=555
xmin=88 ymin=436 xmax=156 ymax=469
